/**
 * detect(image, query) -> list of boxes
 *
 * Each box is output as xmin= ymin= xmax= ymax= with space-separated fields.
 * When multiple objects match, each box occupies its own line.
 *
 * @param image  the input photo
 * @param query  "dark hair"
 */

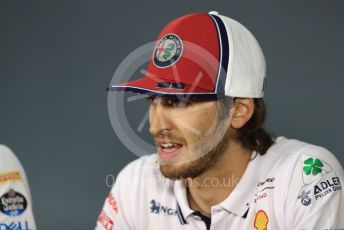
xmin=218 ymin=97 xmax=274 ymax=155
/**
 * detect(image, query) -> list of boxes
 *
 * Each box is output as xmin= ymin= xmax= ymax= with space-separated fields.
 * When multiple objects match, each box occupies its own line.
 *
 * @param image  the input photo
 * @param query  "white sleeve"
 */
xmin=95 ymin=163 xmax=136 ymax=230
xmin=286 ymin=146 xmax=344 ymax=229
xmin=0 ymin=144 xmax=37 ymax=230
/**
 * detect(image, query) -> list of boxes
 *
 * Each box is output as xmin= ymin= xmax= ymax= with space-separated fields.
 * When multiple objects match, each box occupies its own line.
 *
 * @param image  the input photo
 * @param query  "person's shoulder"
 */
xmin=117 ymin=154 xmax=160 ymax=178
xmin=114 ymin=154 xmax=170 ymax=189
xmin=0 ymin=144 xmax=36 ymax=228
xmin=264 ymin=136 xmax=344 ymax=189
xmin=268 ymin=136 xmax=343 ymax=170
xmin=0 ymin=144 xmax=15 ymax=158
xmin=267 ymin=138 xmax=344 ymax=228
xmin=109 ymin=154 xmax=173 ymax=207
xmin=0 ymin=144 xmax=22 ymax=170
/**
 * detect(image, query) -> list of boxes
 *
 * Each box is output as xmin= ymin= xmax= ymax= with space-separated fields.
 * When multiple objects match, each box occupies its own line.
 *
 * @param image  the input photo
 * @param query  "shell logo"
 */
xmin=254 ymin=210 xmax=269 ymax=230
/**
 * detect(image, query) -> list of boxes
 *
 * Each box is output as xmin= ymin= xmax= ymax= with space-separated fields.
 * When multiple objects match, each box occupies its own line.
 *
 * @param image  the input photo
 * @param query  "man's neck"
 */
xmin=185 ymin=141 xmax=252 ymax=218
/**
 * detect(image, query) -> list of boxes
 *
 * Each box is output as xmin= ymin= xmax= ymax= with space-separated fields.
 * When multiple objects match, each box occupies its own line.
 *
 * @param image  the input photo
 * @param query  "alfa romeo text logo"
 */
xmin=153 ymin=33 xmax=183 ymax=68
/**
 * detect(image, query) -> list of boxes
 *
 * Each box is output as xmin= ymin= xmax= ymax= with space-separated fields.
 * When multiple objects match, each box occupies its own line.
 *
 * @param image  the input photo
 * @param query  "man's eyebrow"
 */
xmin=145 ymin=95 xmax=157 ymax=101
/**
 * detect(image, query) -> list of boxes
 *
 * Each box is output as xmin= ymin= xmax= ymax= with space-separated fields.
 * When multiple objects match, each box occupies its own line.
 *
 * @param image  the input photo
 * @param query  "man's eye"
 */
xmin=173 ymin=101 xmax=187 ymax=108
xmin=146 ymin=96 xmax=156 ymax=103
xmin=169 ymin=99 xmax=188 ymax=108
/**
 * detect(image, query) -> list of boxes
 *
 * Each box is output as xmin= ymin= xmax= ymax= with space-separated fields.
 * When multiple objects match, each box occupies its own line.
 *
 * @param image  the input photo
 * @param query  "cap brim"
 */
xmin=108 ymin=76 xmax=220 ymax=99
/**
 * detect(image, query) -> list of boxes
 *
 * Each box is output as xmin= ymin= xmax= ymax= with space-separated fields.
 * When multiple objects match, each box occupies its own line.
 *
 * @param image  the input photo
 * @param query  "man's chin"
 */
xmin=158 ymin=158 xmax=185 ymax=179
xmin=159 ymin=164 xmax=187 ymax=180
xmin=158 ymin=158 xmax=206 ymax=180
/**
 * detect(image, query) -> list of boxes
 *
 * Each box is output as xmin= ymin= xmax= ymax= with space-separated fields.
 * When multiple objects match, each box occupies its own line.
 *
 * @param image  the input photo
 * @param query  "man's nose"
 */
xmin=149 ymin=101 xmax=173 ymax=136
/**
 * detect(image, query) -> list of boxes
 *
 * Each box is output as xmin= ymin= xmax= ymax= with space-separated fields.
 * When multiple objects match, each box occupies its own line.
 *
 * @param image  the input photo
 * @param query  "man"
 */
xmin=97 ymin=11 xmax=344 ymax=229
xmin=0 ymin=144 xmax=36 ymax=229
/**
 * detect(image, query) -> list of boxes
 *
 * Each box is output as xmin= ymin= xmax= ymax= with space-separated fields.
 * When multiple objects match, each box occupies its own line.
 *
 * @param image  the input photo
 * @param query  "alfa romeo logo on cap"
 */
xmin=153 ymin=33 xmax=183 ymax=68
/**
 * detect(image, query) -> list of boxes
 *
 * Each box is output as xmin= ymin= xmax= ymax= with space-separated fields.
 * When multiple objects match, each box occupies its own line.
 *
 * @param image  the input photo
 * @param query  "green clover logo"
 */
xmin=303 ymin=157 xmax=324 ymax=175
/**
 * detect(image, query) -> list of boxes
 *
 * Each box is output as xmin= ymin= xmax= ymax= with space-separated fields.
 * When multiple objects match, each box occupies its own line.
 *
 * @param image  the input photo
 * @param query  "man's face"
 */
xmin=148 ymin=96 xmax=231 ymax=179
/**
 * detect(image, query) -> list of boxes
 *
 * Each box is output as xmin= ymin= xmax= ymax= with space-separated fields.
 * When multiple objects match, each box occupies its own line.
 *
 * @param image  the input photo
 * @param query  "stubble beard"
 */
xmin=159 ymin=118 xmax=231 ymax=180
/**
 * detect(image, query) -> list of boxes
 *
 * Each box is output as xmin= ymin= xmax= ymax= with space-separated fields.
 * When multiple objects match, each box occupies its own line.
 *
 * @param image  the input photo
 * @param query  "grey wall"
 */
xmin=1 ymin=0 xmax=343 ymax=229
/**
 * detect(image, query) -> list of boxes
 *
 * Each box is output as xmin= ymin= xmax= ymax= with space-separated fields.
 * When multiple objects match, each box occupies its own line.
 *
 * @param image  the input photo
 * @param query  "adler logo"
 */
xmin=314 ymin=176 xmax=342 ymax=200
xmin=150 ymin=199 xmax=178 ymax=216
xmin=153 ymin=34 xmax=183 ymax=68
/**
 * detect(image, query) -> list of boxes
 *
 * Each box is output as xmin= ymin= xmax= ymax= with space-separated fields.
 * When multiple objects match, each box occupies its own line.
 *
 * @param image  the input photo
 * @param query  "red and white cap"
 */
xmin=109 ymin=11 xmax=266 ymax=99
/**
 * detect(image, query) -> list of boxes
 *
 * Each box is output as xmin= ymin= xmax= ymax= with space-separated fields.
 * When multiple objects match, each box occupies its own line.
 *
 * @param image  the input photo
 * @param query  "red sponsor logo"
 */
xmin=98 ymin=211 xmax=114 ymax=230
xmin=107 ymin=193 xmax=119 ymax=213
xmin=254 ymin=192 xmax=267 ymax=203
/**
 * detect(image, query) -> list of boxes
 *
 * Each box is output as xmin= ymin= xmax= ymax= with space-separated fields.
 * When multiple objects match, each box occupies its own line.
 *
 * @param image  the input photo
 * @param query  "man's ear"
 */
xmin=230 ymin=98 xmax=254 ymax=129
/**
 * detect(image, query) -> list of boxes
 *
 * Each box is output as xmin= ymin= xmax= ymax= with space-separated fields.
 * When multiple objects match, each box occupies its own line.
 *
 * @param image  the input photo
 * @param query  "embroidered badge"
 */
xmin=153 ymin=33 xmax=183 ymax=68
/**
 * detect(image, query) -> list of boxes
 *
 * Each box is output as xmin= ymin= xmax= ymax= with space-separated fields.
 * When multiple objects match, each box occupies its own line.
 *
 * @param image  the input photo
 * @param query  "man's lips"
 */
xmin=158 ymin=144 xmax=183 ymax=160
xmin=155 ymin=138 xmax=183 ymax=146
xmin=155 ymin=138 xmax=184 ymax=160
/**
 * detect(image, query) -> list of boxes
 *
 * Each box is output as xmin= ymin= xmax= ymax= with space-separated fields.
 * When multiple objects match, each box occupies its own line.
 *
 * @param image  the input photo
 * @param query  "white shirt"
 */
xmin=0 ymin=145 xmax=36 ymax=230
xmin=96 ymin=137 xmax=344 ymax=229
